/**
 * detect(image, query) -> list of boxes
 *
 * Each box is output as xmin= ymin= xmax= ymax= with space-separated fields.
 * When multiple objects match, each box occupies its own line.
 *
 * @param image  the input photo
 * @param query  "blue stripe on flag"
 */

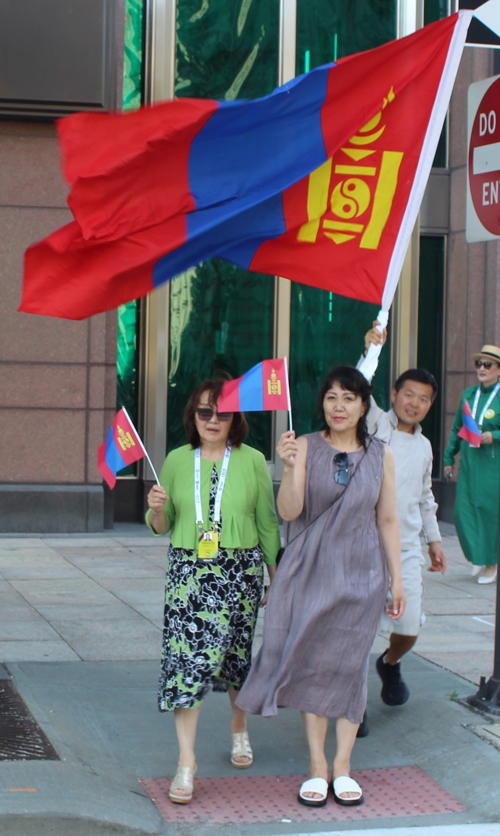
xmin=188 ymin=67 xmax=331 ymax=211
xmin=152 ymin=192 xmax=286 ymax=286
xmin=463 ymin=414 xmax=480 ymax=434
xmin=239 ymin=362 xmax=264 ymax=411
xmin=104 ymin=426 xmax=127 ymax=476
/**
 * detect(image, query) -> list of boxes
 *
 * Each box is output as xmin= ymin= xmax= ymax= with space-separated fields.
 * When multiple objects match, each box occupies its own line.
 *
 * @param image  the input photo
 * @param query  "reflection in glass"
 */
xmin=424 ymin=0 xmax=448 ymax=26
xmin=296 ymin=0 xmax=396 ymax=75
xmin=117 ymin=301 xmax=139 ymax=427
xmin=176 ymin=0 xmax=279 ymax=99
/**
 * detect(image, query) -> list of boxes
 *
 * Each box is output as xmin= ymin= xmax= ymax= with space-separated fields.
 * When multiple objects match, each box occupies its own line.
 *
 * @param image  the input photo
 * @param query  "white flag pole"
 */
xmin=283 ymin=356 xmax=294 ymax=433
xmin=358 ymin=310 xmax=389 ymax=382
xmin=121 ymin=406 xmax=161 ymax=485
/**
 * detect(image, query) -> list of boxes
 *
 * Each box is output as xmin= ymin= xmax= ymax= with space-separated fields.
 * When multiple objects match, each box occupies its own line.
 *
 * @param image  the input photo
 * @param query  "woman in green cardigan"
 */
xmin=146 ymin=378 xmax=280 ymax=805
xmin=444 ymin=344 xmax=500 ymax=584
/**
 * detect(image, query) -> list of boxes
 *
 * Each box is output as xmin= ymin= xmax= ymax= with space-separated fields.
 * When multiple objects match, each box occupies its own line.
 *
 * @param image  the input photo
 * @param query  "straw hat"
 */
xmin=472 ymin=345 xmax=500 ymax=363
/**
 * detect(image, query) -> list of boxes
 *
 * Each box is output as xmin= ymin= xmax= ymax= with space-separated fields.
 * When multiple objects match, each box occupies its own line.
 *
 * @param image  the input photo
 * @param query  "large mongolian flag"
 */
xmin=19 ymin=13 xmax=471 ymax=320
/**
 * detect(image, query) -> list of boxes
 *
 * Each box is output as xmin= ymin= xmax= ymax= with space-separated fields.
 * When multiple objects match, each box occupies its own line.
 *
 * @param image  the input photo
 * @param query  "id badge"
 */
xmin=198 ymin=529 xmax=219 ymax=561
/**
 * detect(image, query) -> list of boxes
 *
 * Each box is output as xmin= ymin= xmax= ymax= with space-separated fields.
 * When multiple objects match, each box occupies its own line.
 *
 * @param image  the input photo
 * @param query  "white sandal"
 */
xmin=478 ymin=568 xmax=497 ymax=584
xmin=298 ymin=777 xmax=329 ymax=807
xmin=169 ymin=765 xmax=196 ymax=804
xmin=230 ymin=731 xmax=253 ymax=768
xmin=332 ymin=775 xmax=363 ymax=807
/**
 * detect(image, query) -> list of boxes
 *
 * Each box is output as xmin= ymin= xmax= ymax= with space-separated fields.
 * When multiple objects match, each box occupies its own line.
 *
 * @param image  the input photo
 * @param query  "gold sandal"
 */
xmin=230 ymin=731 xmax=253 ymax=769
xmin=169 ymin=765 xmax=196 ymax=804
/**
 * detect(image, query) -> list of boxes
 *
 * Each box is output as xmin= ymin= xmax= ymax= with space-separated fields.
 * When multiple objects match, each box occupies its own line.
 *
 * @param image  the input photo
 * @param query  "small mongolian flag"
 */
xmin=98 ymin=407 xmax=149 ymax=488
xmin=217 ymin=359 xmax=290 ymax=414
xmin=458 ymin=401 xmax=482 ymax=448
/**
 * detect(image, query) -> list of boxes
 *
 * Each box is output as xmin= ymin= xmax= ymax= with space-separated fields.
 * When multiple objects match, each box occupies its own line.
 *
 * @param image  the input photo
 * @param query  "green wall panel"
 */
xmin=297 ymin=0 xmax=396 ymax=74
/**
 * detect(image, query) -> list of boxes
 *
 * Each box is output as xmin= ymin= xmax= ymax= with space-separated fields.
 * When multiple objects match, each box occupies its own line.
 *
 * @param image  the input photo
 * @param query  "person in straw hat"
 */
xmin=444 ymin=345 xmax=500 ymax=584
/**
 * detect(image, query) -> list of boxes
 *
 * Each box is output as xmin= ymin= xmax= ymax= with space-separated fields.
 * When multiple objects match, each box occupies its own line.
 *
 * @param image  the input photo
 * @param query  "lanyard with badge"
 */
xmin=194 ymin=443 xmax=231 ymax=560
xmin=471 ymin=381 xmax=500 ymax=428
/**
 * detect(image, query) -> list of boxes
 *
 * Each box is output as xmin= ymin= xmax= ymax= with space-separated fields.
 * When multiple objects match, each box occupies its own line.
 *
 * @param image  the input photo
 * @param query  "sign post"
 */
xmin=466 ymin=74 xmax=500 ymax=714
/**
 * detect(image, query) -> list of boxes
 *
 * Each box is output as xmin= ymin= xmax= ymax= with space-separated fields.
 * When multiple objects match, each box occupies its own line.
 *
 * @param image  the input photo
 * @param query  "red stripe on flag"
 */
xmin=217 ymin=379 xmax=241 ymax=412
xmin=59 ymin=99 xmax=219 ymax=241
xmin=262 ymin=359 xmax=289 ymax=411
xmin=98 ymin=440 xmax=117 ymax=489
xmin=20 ymin=213 xmax=186 ymax=320
xmin=458 ymin=426 xmax=481 ymax=447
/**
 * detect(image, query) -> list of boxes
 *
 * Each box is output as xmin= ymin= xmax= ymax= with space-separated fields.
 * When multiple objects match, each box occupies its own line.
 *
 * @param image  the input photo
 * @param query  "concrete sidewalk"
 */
xmin=0 ymin=523 xmax=499 ymax=835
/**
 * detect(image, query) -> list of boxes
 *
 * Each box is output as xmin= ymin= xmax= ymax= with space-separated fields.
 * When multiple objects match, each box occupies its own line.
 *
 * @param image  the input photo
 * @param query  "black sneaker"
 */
xmin=356 ymin=711 xmax=369 ymax=738
xmin=376 ymin=651 xmax=410 ymax=706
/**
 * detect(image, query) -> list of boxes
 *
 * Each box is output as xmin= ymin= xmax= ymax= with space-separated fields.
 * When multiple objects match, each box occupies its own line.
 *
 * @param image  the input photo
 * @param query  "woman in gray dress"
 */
xmin=237 ymin=366 xmax=405 ymax=808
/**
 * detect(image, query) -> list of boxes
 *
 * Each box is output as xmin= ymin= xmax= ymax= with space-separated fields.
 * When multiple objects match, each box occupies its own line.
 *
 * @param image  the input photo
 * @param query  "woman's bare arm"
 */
xmin=276 ymin=433 xmax=308 ymax=521
xmin=376 ymin=445 xmax=406 ymax=619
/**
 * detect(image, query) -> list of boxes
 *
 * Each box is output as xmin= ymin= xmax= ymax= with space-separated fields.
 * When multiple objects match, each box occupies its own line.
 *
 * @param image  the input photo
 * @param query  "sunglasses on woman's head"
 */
xmin=196 ymin=407 xmax=233 ymax=422
xmin=475 ymin=360 xmax=495 ymax=369
xmin=334 ymin=452 xmax=349 ymax=485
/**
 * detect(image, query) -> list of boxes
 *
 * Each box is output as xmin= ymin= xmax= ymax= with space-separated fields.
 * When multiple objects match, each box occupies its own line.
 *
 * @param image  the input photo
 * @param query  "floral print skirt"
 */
xmin=158 ymin=543 xmax=264 ymax=711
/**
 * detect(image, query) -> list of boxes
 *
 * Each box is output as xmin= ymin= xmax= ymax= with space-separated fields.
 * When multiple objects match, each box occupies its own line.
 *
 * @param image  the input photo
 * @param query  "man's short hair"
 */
xmin=393 ymin=369 xmax=438 ymax=402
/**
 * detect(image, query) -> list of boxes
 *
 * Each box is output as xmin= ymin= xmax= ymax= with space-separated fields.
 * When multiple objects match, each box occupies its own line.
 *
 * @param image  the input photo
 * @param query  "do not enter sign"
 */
xmin=467 ymin=74 xmax=500 ymax=242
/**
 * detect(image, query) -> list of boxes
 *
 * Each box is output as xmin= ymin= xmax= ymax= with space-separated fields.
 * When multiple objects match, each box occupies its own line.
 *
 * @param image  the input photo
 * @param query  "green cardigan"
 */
xmin=146 ymin=443 xmax=281 ymax=565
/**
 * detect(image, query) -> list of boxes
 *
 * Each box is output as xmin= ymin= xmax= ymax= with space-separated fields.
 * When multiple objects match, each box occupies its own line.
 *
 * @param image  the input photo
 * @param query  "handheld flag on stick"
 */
xmin=217 ymin=358 xmax=292 ymax=430
xmin=98 ymin=407 xmax=159 ymax=488
xmin=458 ymin=401 xmax=482 ymax=448
xmin=20 ymin=13 xmax=471 ymax=321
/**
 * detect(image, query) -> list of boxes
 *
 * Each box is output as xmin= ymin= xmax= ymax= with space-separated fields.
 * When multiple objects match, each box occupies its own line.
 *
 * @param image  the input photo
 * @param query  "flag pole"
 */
xmin=121 ymin=406 xmax=161 ymax=485
xmin=283 ymin=356 xmax=293 ymax=434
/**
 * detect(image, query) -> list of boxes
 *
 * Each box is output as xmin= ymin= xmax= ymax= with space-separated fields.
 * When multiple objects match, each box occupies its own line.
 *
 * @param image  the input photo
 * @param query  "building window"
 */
xmin=167 ymin=0 xmax=280 ymax=458
xmin=417 ymin=235 xmax=446 ymax=476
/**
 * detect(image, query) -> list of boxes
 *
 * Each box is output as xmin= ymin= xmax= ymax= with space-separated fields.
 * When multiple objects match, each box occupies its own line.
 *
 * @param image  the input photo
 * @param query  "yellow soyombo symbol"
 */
xmin=297 ymin=87 xmax=403 ymax=249
xmin=267 ymin=368 xmax=282 ymax=396
xmin=117 ymin=425 xmax=136 ymax=451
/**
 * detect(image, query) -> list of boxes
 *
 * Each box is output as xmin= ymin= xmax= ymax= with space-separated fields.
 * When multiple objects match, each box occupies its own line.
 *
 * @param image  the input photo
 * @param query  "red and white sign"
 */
xmin=467 ymin=74 xmax=500 ymax=242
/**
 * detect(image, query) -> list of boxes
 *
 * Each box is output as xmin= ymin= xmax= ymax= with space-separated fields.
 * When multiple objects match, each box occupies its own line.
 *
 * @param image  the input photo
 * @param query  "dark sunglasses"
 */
xmin=334 ymin=452 xmax=349 ymax=485
xmin=196 ymin=407 xmax=233 ymax=422
xmin=475 ymin=359 xmax=495 ymax=370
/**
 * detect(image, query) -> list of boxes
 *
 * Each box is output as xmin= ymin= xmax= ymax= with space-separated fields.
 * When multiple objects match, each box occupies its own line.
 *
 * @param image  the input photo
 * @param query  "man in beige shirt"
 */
xmin=361 ymin=323 xmax=446 ymax=710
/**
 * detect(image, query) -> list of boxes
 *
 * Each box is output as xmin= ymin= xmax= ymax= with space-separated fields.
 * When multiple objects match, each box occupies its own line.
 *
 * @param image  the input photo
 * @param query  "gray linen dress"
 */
xmin=237 ymin=432 xmax=388 ymax=723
